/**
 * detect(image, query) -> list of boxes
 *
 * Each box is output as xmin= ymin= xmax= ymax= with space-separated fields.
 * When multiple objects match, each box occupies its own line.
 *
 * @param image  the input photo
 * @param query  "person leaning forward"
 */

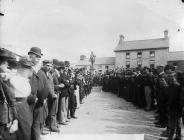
xmin=0 ymin=48 xmax=18 ymax=140
xmin=11 ymin=57 xmax=34 ymax=140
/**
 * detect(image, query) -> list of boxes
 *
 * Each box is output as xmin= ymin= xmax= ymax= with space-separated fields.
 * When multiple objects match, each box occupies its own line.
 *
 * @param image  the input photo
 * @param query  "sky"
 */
xmin=0 ymin=0 xmax=184 ymax=63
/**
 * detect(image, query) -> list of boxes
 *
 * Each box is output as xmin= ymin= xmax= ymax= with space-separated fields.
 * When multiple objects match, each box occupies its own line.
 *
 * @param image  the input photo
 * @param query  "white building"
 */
xmin=75 ymin=55 xmax=115 ymax=73
xmin=114 ymin=30 xmax=169 ymax=68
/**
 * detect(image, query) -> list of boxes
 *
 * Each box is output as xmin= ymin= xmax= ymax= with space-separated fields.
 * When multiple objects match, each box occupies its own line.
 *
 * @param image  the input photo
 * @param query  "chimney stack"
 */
xmin=118 ymin=34 xmax=125 ymax=45
xmin=164 ymin=30 xmax=168 ymax=39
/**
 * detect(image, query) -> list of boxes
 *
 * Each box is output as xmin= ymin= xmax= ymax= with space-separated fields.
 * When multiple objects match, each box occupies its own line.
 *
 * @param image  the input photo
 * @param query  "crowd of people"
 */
xmin=1 ymin=46 xmax=184 ymax=140
xmin=100 ymin=66 xmax=184 ymax=140
xmin=0 ymin=47 xmax=92 ymax=140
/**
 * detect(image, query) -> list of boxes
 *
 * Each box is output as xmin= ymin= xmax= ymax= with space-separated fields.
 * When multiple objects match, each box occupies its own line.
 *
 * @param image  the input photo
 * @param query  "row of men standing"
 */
xmin=0 ymin=47 xmax=92 ymax=140
xmin=102 ymin=66 xmax=184 ymax=140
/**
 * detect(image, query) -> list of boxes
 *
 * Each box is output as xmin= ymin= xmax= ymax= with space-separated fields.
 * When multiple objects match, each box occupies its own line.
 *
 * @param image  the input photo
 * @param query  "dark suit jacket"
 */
xmin=59 ymin=72 xmax=70 ymax=97
xmin=0 ymin=79 xmax=17 ymax=124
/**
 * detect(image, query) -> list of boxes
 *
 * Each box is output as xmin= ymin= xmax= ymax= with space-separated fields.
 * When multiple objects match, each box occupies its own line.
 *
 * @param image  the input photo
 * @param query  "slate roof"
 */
xmin=114 ymin=38 xmax=169 ymax=52
xmin=168 ymin=51 xmax=184 ymax=61
xmin=76 ymin=57 xmax=115 ymax=66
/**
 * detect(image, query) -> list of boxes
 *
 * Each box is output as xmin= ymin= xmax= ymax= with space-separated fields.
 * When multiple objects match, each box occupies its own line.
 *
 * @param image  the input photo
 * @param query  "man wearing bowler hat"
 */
xmin=27 ymin=47 xmax=48 ymax=140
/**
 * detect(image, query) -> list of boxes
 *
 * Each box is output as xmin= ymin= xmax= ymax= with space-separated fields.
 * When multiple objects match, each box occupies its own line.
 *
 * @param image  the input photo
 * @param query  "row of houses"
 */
xmin=75 ymin=55 xmax=115 ymax=73
xmin=75 ymin=30 xmax=184 ymax=73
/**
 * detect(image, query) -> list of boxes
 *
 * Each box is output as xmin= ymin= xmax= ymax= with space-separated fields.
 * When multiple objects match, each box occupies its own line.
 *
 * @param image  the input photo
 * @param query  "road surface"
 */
xmin=43 ymin=87 xmax=173 ymax=140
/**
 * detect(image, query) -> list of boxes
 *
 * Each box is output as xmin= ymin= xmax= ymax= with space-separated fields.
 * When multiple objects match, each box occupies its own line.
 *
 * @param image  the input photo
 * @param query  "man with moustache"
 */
xmin=27 ymin=47 xmax=50 ymax=140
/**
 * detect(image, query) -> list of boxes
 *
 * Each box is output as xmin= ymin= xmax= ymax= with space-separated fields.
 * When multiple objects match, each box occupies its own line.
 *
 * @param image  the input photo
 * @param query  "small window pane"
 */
xmin=126 ymin=53 xmax=130 ymax=59
xmin=137 ymin=52 xmax=142 ymax=58
xmin=150 ymin=51 xmax=155 ymax=57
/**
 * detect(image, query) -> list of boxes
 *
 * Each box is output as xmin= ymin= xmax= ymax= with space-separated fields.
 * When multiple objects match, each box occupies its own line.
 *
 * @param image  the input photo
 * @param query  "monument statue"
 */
xmin=89 ymin=51 xmax=96 ymax=67
xmin=89 ymin=51 xmax=96 ymax=74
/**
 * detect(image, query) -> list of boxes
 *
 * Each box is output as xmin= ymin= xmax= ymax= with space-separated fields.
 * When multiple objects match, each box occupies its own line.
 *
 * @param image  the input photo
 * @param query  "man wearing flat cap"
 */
xmin=42 ymin=60 xmax=60 ymax=133
xmin=154 ymin=65 xmax=169 ymax=128
xmin=37 ymin=59 xmax=61 ymax=134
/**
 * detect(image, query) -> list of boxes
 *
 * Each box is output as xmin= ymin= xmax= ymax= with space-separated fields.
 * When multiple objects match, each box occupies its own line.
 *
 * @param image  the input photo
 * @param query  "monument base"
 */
xmin=90 ymin=66 xmax=95 ymax=74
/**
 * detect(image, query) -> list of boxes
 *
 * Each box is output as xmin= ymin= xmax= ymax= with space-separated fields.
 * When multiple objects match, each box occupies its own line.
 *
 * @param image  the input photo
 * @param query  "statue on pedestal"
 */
xmin=89 ymin=51 xmax=96 ymax=73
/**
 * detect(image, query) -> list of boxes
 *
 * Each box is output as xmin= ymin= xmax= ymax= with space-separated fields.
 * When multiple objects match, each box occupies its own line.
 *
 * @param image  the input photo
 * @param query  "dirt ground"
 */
xmin=43 ymin=87 xmax=182 ymax=140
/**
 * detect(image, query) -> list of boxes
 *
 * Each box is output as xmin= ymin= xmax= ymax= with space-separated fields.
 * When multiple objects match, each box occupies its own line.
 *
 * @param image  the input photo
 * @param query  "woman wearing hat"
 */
xmin=10 ymin=57 xmax=34 ymax=140
xmin=0 ymin=48 xmax=18 ymax=140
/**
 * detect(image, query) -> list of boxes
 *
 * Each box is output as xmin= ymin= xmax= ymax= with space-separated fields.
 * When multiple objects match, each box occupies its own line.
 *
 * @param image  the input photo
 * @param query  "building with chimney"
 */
xmin=114 ymin=30 xmax=169 ymax=68
xmin=75 ymin=55 xmax=115 ymax=73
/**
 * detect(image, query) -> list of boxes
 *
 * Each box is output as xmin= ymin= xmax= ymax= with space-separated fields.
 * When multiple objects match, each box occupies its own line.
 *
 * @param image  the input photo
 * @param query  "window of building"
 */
xmin=137 ymin=60 xmax=142 ymax=67
xmin=126 ymin=52 xmax=130 ymax=59
xmin=149 ymin=60 xmax=155 ymax=68
xmin=137 ymin=52 xmax=142 ymax=58
xmin=126 ymin=61 xmax=130 ymax=68
xmin=150 ymin=51 xmax=155 ymax=57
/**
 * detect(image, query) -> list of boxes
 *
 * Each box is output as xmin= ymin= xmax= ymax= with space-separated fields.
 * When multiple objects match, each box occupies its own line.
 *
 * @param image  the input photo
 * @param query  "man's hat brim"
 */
xmin=28 ymin=51 xmax=43 ymax=57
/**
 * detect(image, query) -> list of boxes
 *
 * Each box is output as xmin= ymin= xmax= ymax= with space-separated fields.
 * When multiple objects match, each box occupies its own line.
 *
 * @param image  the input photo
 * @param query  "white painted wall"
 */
xmin=94 ymin=64 xmax=114 ymax=73
xmin=115 ymin=48 xmax=168 ymax=68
